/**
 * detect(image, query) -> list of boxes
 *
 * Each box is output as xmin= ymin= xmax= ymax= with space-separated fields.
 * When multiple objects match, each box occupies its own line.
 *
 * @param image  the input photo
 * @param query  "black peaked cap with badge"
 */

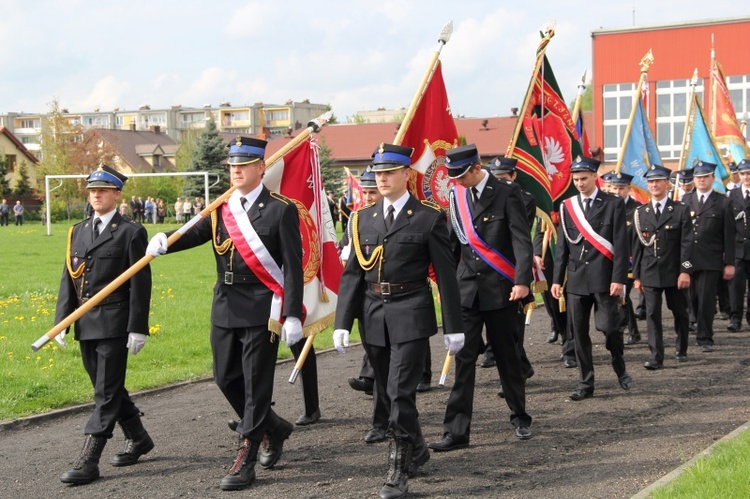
xmin=445 ymin=144 xmax=480 ymax=178
xmin=487 ymin=155 xmax=518 ymax=175
xmin=86 ymin=165 xmax=128 ymax=190
xmin=370 ymin=143 xmax=414 ymax=171
xmin=227 ymin=136 xmax=267 ymax=165
xmin=570 ymin=156 xmax=601 ymax=173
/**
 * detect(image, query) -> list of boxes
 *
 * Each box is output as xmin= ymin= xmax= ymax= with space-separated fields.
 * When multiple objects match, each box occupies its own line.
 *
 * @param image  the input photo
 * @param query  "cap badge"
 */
xmin=235 ymin=137 xmax=243 ymax=147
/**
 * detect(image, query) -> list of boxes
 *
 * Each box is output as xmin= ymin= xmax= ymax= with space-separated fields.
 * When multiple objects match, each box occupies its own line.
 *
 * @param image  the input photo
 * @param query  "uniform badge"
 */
xmin=73 ymin=257 xmax=78 ymax=266
xmin=668 ymin=206 xmax=673 ymax=212
xmin=407 ymin=210 xmax=413 ymax=215
xmin=365 ymin=245 xmax=370 ymax=255
xmin=259 ymin=203 xmax=264 ymax=208
xmin=690 ymin=211 xmax=696 ymax=217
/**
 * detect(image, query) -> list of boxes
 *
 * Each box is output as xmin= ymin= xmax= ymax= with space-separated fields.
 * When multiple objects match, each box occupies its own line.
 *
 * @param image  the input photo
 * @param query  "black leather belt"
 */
xmin=221 ymin=272 xmax=261 ymax=285
xmin=367 ymin=280 xmax=426 ymax=296
xmin=79 ymin=291 xmax=128 ymax=306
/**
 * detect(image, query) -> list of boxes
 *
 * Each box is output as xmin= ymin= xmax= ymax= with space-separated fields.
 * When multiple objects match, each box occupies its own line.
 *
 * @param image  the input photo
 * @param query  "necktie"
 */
xmin=471 ymin=187 xmax=479 ymax=209
xmin=92 ymin=218 xmax=100 ymax=242
xmin=385 ymin=205 xmax=395 ymax=230
xmin=699 ymin=195 xmax=705 ymax=208
xmin=583 ymin=198 xmax=592 ymax=215
xmin=240 ymin=196 xmax=249 ymax=212
xmin=745 ymin=191 xmax=750 ymax=206
xmin=655 ymin=203 xmax=662 ymax=221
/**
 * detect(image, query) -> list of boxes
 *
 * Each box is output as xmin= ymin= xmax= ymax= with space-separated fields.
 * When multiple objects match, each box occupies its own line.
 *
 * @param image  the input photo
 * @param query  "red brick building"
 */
xmin=592 ymin=16 xmax=750 ymax=166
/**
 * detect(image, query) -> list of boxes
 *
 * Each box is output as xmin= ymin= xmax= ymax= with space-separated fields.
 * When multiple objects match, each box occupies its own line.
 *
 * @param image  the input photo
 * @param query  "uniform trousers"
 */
xmin=358 ymin=319 xmax=389 ymax=432
xmin=643 ymin=286 xmax=689 ymax=363
xmin=442 ymin=301 xmax=531 ymax=439
xmin=730 ymin=259 xmax=750 ymax=325
xmin=366 ymin=335 xmax=428 ymax=445
xmin=539 ymin=251 xmax=575 ymax=360
xmin=211 ymin=324 xmax=280 ymax=442
xmin=80 ymin=337 xmax=140 ymax=437
xmin=290 ymin=341 xmax=319 ymax=417
xmin=566 ymin=292 xmax=626 ymax=393
xmin=618 ymin=279 xmax=640 ymax=336
xmin=690 ymin=270 xmax=721 ymax=346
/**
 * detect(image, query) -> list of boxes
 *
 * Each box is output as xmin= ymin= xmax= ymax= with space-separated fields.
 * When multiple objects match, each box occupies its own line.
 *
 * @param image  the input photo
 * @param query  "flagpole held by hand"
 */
xmin=289 ymin=334 xmax=315 ymax=384
xmin=438 ymin=351 xmax=453 ymax=387
xmin=32 ymin=112 xmax=333 ymax=352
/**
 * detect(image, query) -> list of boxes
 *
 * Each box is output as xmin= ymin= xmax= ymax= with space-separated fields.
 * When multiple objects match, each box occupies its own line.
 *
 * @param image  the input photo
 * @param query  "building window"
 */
xmin=602 ymin=83 xmax=634 ymax=162
xmin=6 ymin=154 xmax=16 ymax=173
xmin=153 ymin=154 xmax=161 ymax=168
xmin=655 ymin=78 xmax=703 ymax=160
xmin=265 ymin=110 xmax=289 ymax=122
xmin=725 ymin=74 xmax=750 ymax=143
xmin=20 ymin=119 xmax=40 ymax=129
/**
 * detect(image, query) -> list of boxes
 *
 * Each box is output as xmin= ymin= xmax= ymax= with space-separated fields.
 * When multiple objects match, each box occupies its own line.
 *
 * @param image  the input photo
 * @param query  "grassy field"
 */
xmin=0 ymin=221 xmax=356 ymax=420
xmin=650 ymin=428 xmax=750 ymax=498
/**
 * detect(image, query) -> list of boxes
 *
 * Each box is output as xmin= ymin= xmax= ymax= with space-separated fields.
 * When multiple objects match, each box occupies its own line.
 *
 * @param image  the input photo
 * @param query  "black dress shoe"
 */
xmin=568 ymin=389 xmax=593 ymax=401
xmin=427 ymin=434 xmax=469 ymax=452
xmin=514 ymin=426 xmax=532 ymax=440
xmin=718 ymin=311 xmax=730 ymax=320
xmin=416 ymin=382 xmax=431 ymax=393
xmin=546 ymin=330 xmax=559 ymax=343
xmin=524 ymin=367 xmax=535 ymax=381
xmin=688 ymin=322 xmax=696 ymax=332
xmin=700 ymin=344 xmax=714 ymax=353
xmin=564 ymin=359 xmax=578 ymax=368
xmin=625 ymin=334 xmax=641 ymax=345
xmin=295 ymin=409 xmax=321 ymax=426
xmin=728 ymin=322 xmax=741 ymax=332
xmin=228 ymin=419 xmax=240 ymax=432
xmin=675 ymin=353 xmax=688 ymax=362
xmin=479 ymin=355 xmax=496 ymax=368
xmin=635 ymin=310 xmax=646 ymax=320
xmin=259 ymin=419 xmax=293 ymax=469
xmin=364 ymin=427 xmax=387 ymax=443
xmin=348 ymin=377 xmax=374 ymax=395
xmin=644 ymin=360 xmax=663 ymax=370
xmin=618 ymin=371 xmax=633 ymax=390
xmin=497 ymin=384 xmax=504 ymax=398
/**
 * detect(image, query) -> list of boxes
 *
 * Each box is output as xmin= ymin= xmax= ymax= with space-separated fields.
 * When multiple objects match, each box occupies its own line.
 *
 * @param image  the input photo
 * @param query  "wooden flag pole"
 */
xmin=677 ymin=69 xmax=700 ymax=172
xmin=32 ymin=112 xmax=332 ymax=352
xmin=393 ymin=21 xmax=453 ymax=146
xmin=570 ymin=69 xmax=587 ymax=126
xmin=614 ymin=49 xmax=654 ymax=175
xmin=438 ymin=352 xmax=453 ymax=387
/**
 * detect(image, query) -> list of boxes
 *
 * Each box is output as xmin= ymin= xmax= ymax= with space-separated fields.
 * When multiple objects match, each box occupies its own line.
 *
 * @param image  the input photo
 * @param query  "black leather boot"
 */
xmin=111 ymin=414 xmax=155 ymax=466
xmin=379 ymin=438 xmax=413 ymax=499
xmin=220 ymin=438 xmax=260 ymax=491
xmin=259 ymin=414 xmax=293 ymax=469
xmin=60 ymin=435 xmax=107 ymax=484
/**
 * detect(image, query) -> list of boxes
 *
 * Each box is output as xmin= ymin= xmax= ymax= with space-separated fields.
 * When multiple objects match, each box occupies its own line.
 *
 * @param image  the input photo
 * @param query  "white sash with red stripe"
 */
xmin=222 ymin=191 xmax=287 ymax=324
xmin=562 ymin=197 xmax=614 ymax=261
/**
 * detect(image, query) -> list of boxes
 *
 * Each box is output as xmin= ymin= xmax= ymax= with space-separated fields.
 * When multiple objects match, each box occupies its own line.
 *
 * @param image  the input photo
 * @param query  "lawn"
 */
xmin=0 ymin=221 xmax=355 ymax=420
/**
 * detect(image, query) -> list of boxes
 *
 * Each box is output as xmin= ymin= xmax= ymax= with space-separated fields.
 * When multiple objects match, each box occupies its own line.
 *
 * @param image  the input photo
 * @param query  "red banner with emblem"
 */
xmin=400 ymin=61 xmax=460 ymax=209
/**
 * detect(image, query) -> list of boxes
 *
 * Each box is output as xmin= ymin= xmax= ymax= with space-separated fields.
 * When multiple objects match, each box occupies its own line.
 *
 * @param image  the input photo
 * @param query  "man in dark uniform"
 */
xmin=610 ymin=172 xmax=643 ymax=345
xmin=550 ymin=157 xmax=632 ymax=401
xmin=482 ymin=155 xmax=535 ymax=382
xmin=147 ymin=137 xmax=304 ymax=491
xmin=333 ymin=143 xmax=464 ymax=499
xmin=632 ymin=165 xmax=693 ymax=368
xmin=55 ymin=165 xmax=153 ymax=485
xmin=428 ymin=144 xmax=534 ymax=454
xmin=717 ymin=161 xmax=740 ymax=320
xmin=728 ymin=159 xmax=750 ymax=332
xmin=682 ymin=161 xmax=735 ymax=352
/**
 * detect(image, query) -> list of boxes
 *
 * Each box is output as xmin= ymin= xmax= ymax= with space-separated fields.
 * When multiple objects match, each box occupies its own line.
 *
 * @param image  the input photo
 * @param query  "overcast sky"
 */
xmin=0 ymin=1 xmax=745 ymax=122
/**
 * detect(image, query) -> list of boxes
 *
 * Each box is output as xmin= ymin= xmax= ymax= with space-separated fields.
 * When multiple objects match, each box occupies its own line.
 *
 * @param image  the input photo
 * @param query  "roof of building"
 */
xmin=591 ymin=15 xmax=750 ymax=36
xmin=265 ymin=112 xmax=596 ymax=165
xmin=93 ymin=129 xmax=178 ymax=172
xmin=0 ymin=126 xmax=39 ymax=164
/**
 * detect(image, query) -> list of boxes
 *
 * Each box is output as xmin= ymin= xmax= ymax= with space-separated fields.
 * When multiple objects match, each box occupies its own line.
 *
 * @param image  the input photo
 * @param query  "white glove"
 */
xmin=281 ymin=316 xmax=303 ymax=347
xmin=333 ymin=329 xmax=350 ymax=353
xmin=146 ymin=232 xmax=168 ymax=257
xmin=444 ymin=333 xmax=465 ymax=356
xmin=127 ymin=333 xmax=147 ymax=355
xmin=54 ymin=328 xmax=68 ymax=348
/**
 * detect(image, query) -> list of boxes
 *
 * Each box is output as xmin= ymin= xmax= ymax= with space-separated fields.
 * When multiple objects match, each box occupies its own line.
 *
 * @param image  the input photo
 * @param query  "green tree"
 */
xmin=0 ymin=155 xmax=10 ymax=196
xmin=324 ymin=104 xmax=338 ymax=125
xmin=13 ymin=161 xmax=33 ymax=197
xmin=183 ymin=118 xmax=227 ymax=198
xmin=318 ymin=137 xmax=342 ymax=195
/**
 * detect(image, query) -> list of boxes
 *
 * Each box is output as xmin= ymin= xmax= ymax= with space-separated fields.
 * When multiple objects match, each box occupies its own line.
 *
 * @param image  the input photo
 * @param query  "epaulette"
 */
xmin=505 ymin=180 xmax=513 ymax=185
xmin=522 ymin=190 xmax=532 ymax=196
xmin=421 ymin=200 xmax=441 ymax=212
xmin=359 ymin=202 xmax=376 ymax=211
xmin=270 ymin=192 xmax=290 ymax=205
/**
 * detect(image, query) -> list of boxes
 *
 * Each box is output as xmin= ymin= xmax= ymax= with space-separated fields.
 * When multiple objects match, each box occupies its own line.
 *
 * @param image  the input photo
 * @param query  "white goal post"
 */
xmin=43 ymin=171 xmax=220 ymax=235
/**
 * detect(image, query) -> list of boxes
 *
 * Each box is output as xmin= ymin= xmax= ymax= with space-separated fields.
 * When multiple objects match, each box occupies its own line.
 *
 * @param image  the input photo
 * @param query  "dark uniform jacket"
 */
xmin=55 ymin=212 xmax=151 ymax=340
xmin=167 ymin=187 xmax=303 ymax=329
xmin=450 ymin=176 xmax=534 ymax=311
xmin=335 ymin=194 xmax=463 ymax=347
xmin=553 ymin=189 xmax=629 ymax=295
xmin=682 ymin=190 xmax=735 ymax=271
xmin=728 ymin=187 xmax=750 ymax=260
xmin=632 ymin=198 xmax=694 ymax=287
xmin=624 ymin=196 xmax=643 ymax=272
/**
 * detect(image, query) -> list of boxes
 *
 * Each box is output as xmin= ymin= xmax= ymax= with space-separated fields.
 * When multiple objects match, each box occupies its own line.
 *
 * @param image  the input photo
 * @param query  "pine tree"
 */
xmin=318 ymin=137 xmax=342 ymax=194
xmin=183 ymin=118 xmax=228 ymax=198
xmin=0 ymin=155 xmax=10 ymax=197
xmin=13 ymin=161 xmax=33 ymax=197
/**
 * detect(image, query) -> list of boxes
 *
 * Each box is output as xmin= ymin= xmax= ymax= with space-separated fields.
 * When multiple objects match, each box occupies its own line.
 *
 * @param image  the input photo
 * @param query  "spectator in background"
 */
xmin=84 ymin=200 xmax=95 ymax=220
xmin=0 ymin=198 xmax=9 ymax=226
xmin=327 ymin=192 xmax=338 ymax=231
xmin=144 ymin=197 xmax=155 ymax=224
xmin=13 ymin=200 xmax=24 ymax=225
xmin=119 ymin=200 xmax=129 ymax=217
xmin=130 ymin=195 xmax=138 ymax=219
xmin=337 ymin=193 xmax=350 ymax=231
xmin=156 ymin=199 xmax=166 ymax=224
xmin=193 ymin=197 xmax=203 ymax=216
xmin=182 ymin=197 xmax=192 ymax=222
xmin=136 ymin=197 xmax=145 ymax=223
xmin=174 ymin=197 xmax=183 ymax=223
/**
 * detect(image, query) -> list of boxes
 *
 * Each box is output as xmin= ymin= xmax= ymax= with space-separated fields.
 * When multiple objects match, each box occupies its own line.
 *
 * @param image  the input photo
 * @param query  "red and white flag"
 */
xmin=263 ymin=137 xmax=342 ymax=336
xmin=344 ymin=167 xmax=364 ymax=211
xmin=401 ymin=61 xmax=460 ymax=209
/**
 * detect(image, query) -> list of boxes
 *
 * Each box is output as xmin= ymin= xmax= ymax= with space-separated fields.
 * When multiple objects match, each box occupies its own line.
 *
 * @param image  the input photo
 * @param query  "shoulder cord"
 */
xmin=448 ymin=189 xmax=468 ymax=245
xmin=633 ymin=208 xmax=656 ymax=248
xmin=211 ymin=209 xmax=235 ymax=270
xmin=65 ymin=226 xmax=85 ymax=300
xmin=351 ymin=210 xmax=383 ymax=280
xmin=559 ymin=202 xmax=583 ymax=245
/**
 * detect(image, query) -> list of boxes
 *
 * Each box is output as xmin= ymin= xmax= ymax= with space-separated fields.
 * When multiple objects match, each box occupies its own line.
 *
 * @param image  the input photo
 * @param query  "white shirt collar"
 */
xmin=384 ymin=190 xmax=411 ymax=219
xmin=473 ymin=170 xmax=490 ymax=197
xmin=580 ymin=188 xmax=599 ymax=204
xmin=94 ymin=208 xmax=117 ymax=228
xmin=652 ymin=197 xmax=667 ymax=211
xmin=241 ymin=183 xmax=264 ymax=209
